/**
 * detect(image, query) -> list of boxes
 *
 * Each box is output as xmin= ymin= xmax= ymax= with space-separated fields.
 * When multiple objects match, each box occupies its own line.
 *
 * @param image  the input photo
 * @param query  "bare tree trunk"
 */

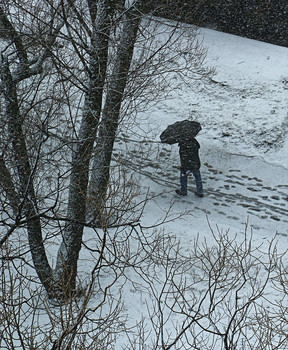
xmin=0 ymin=155 xmax=20 ymax=215
xmin=89 ymin=1 xmax=143 ymax=220
xmin=1 ymin=56 xmax=54 ymax=296
xmin=1 ymin=0 xmax=213 ymax=302
xmin=54 ymin=0 xmax=116 ymax=296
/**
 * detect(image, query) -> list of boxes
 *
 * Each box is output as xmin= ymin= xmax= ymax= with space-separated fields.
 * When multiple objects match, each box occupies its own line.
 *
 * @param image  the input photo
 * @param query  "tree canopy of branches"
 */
xmin=0 ymin=2 xmax=287 ymax=349
xmin=0 ymin=0 xmax=211 ymax=299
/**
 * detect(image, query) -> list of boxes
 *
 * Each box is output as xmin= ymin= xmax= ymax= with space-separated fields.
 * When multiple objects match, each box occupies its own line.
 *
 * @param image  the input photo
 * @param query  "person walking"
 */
xmin=176 ymin=137 xmax=204 ymax=197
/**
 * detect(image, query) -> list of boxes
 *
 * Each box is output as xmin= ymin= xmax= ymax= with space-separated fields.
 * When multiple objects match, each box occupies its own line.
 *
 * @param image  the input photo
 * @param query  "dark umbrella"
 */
xmin=160 ymin=119 xmax=202 ymax=144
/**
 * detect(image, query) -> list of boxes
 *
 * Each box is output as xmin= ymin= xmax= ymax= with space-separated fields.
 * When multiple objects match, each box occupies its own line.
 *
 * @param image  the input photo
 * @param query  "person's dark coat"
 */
xmin=179 ymin=138 xmax=201 ymax=172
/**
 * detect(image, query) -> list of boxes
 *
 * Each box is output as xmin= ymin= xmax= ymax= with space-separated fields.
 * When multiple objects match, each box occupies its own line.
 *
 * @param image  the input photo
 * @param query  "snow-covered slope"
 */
xmin=147 ymin=28 xmax=288 ymax=165
xmin=119 ymin=27 xmax=288 ymax=239
xmin=106 ymin=27 xmax=288 ymax=347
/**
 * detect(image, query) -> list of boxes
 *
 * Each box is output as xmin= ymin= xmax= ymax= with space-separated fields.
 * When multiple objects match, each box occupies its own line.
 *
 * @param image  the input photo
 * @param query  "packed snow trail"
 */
xmin=115 ymin=25 xmax=288 ymax=240
xmin=117 ymin=139 xmax=288 ymax=237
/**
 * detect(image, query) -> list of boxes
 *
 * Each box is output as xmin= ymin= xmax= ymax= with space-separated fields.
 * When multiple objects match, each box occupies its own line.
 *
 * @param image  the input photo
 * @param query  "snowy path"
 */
xmin=195 ymin=149 xmax=287 ymax=234
xmin=118 ymin=139 xmax=288 ymax=238
xmin=115 ymin=25 xmax=288 ymax=242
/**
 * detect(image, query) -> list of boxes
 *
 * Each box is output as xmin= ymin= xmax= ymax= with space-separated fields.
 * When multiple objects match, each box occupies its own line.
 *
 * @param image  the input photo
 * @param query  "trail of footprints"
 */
xmin=203 ymin=162 xmax=288 ymax=225
xmin=118 ymin=142 xmax=288 ymax=228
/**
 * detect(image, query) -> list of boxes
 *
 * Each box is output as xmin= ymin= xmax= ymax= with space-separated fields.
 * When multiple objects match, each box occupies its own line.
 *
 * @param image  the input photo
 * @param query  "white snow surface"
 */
xmin=3 ymin=25 xmax=287 ymax=349
xmin=113 ymin=26 xmax=288 ymax=236
xmin=80 ymin=27 xmax=288 ymax=347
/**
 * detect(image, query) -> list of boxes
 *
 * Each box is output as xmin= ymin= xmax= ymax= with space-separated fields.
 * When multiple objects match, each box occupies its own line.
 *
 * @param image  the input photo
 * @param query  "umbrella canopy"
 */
xmin=160 ymin=120 xmax=202 ymax=144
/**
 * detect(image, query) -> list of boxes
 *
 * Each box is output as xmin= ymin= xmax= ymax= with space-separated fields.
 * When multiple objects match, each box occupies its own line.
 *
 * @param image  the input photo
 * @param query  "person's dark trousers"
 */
xmin=192 ymin=169 xmax=203 ymax=195
xmin=180 ymin=171 xmax=188 ymax=195
xmin=179 ymin=170 xmax=203 ymax=196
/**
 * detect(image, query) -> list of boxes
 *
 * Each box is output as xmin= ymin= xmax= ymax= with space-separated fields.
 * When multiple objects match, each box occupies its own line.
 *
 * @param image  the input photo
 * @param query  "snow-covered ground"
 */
xmin=2 ymin=22 xmax=288 ymax=349
xmin=104 ymin=26 xmax=288 ymax=347
xmin=117 ymin=26 xmax=288 ymax=242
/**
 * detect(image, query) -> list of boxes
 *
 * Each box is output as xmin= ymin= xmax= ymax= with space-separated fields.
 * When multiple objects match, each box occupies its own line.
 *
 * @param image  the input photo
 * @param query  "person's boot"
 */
xmin=195 ymin=180 xmax=204 ymax=197
xmin=192 ymin=170 xmax=204 ymax=198
xmin=176 ymin=172 xmax=188 ymax=196
xmin=175 ymin=189 xmax=187 ymax=196
xmin=195 ymin=191 xmax=204 ymax=197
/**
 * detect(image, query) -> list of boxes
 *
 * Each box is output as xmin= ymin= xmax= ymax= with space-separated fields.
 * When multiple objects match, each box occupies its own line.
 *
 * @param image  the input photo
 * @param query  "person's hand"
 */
xmin=182 ymin=170 xmax=191 ymax=176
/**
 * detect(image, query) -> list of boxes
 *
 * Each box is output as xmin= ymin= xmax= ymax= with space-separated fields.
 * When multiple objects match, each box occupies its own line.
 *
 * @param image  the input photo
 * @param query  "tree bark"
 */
xmin=0 ymin=155 xmax=20 ymax=215
xmin=54 ymin=0 xmax=116 ymax=295
xmin=89 ymin=1 xmax=142 ymax=220
xmin=1 ymin=56 xmax=54 ymax=297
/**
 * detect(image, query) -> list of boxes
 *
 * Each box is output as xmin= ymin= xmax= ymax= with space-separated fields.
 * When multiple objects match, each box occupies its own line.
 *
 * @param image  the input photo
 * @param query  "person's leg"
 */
xmin=180 ymin=171 xmax=188 ymax=194
xmin=176 ymin=171 xmax=188 ymax=195
xmin=192 ymin=169 xmax=203 ymax=197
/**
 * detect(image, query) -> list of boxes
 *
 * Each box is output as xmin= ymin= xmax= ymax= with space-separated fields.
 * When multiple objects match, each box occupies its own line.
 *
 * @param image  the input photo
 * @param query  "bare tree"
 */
xmin=0 ymin=2 xmax=63 ymax=296
xmin=0 ymin=2 xmax=286 ymax=349
xmin=0 ymin=0 xmax=212 ymax=299
xmin=1 ymin=222 xmax=287 ymax=349
xmin=121 ymin=224 xmax=288 ymax=350
xmin=88 ymin=1 xmax=143 ymax=218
